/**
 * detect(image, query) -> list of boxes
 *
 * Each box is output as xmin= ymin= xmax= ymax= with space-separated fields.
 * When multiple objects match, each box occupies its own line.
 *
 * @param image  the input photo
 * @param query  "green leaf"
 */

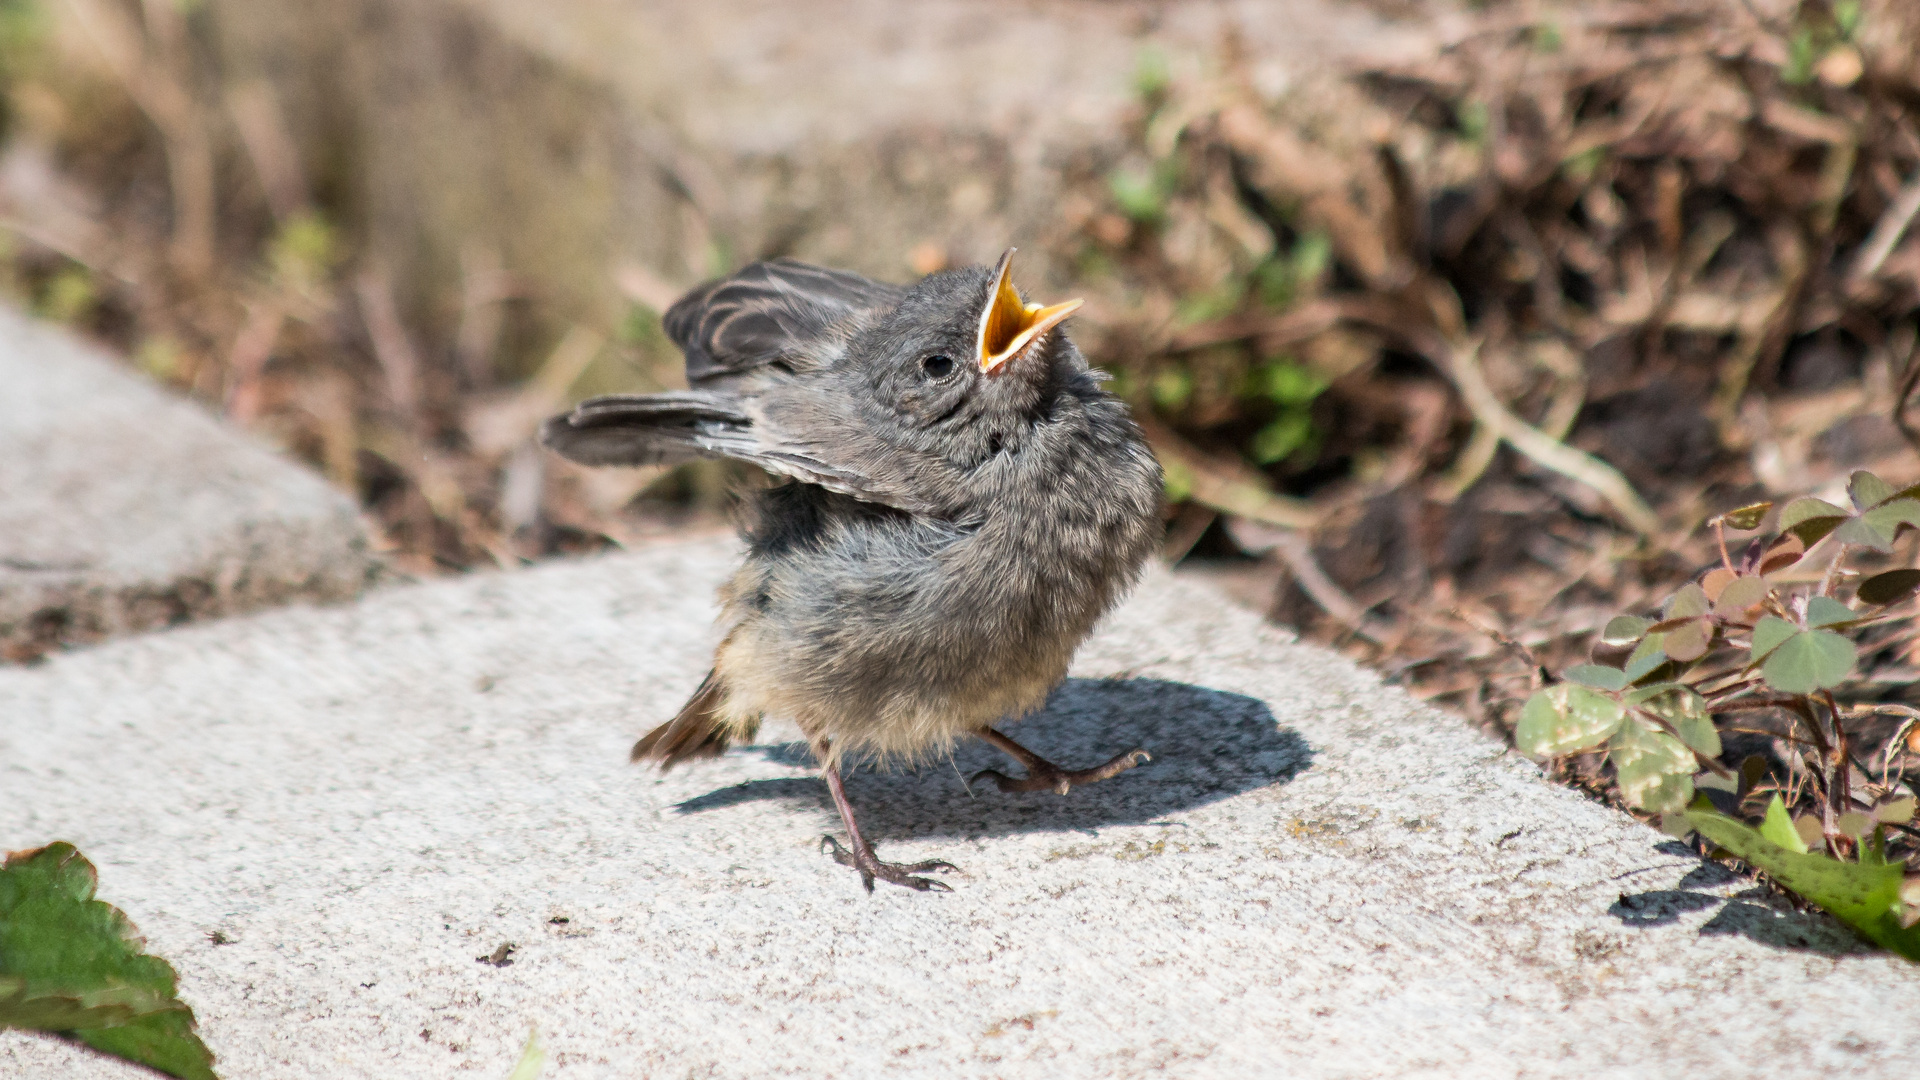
xmin=1621 ymin=681 xmax=1684 ymax=705
xmin=0 ymin=843 xmax=217 ymax=1080
xmin=0 ymin=977 xmax=161 ymax=1031
xmin=1784 ymin=26 xmax=1818 ymax=85
xmin=1838 ymin=812 xmax=1877 ymax=838
xmin=1564 ymin=664 xmax=1629 ymax=691
xmin=1289 ymin=231 xmax=1331 ymax=286
xmin=1150 ymin=368 xmax=1192 ymax=411
xmin=1685 ymin=798 xmax=1920 ymax=961
xmin=1712 ymin=575 xmax=1770 ymax=616
xmin=1664 ymin=583 xmax=1710 ymax=619
xmin=1778 ymin=497 xmax=1851 ymax=546
xmin=1804 ymin=595 xmax=1856 ymax=628
xmin=1863 ymin=499 xmax=1920 ymax=546
xmin=1160 ymin=456 xmax=1193 ymax=503
xmin=1863 ymin=827 xmax=1889 ymax=866
xmin=1661 ymin=620 xmax=1712 ymax=663
xmin=1833 ymin=512 xmax=1897 ymax=552
xmin=1641 ymin=688 xmax=1721 ymax=758
xmin=1835 ymin=0 xmax=1862 ymax=36
xmin=1109 ymin=167 xmax=1166 ymax=223
xmin=1623 ymin=633 xmax=1671 ymax=683
xmin=1850 ymin=470 xmax=1896 ymax=511
xmin=1749 ymin=615 xmax=1798 ymax=661
xmin=1600 ymin=615 xmax=1652 ymax=646
xmin=1758 ymin=793 xmax=1809 ymax=853
xmin=1608 ymin=719 xmax=1697 ymax=813
xmin=1250 ymin=413 xmax=1313 ymax=464
xmin=1132 ymin=44 xmax=1172 ymax=98
xmin=1456 ymin=98 xmax=1490 ymax=142
xmin=1794 ymin=815 xmax=1826 ymax=852
xmin=1515 ymin=684 xmax=1625 ymax=757
xmin=1871 ymin=499 xmax=1920 ymax=547
xmin=1261 ymin=361 xmax=1327 ymax=405
xmin=1697 ymin=770 xmax=1739 ymax=792
xmin=1761 ymin=629 xmax=1856 ymax=693
xmin=1721 ymin=501 xmax=1772 ymax=530
xmin=1877 ymin=797 xmax=1918 ymax=825
xmin=1859 ymin=569 xmax=1920 ymax=605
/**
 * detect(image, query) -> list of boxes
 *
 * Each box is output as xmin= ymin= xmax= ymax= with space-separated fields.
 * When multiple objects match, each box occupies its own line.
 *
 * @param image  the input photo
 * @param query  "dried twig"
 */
xmin=1268 ymin=530 xmax=1394 ymax=644
xmin=1441 ymin=339 xmax=1663 ymax=536
xmin=1851 ymin=170 xmax=1920 ymax=289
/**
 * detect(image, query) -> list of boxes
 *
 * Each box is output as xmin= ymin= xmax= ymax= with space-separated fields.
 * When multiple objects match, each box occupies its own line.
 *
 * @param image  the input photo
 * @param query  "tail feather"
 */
xmin=632 ymin=670 xmax=732 ymax=769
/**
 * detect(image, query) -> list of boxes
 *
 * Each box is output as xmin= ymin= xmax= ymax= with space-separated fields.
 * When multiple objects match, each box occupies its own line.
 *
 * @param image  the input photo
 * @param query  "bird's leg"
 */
xmin=969 ymin=727 xmax=1150 ymax=795
xmin=813 ymin=739 xmax=959 ymax=893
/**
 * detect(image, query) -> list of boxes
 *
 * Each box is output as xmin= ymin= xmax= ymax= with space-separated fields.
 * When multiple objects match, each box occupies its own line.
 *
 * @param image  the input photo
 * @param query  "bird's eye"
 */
xmin=921 ymin=354 xmax=954 ymax=379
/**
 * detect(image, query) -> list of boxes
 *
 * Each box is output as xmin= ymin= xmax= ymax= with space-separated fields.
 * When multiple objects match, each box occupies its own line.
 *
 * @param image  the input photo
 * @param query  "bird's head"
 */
xmin=847 ymin=249 xmax=1087 ymax=466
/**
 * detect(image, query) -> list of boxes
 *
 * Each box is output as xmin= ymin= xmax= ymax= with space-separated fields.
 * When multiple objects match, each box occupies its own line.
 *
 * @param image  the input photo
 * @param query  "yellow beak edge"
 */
xmin=976 ymin=248 xmax=1083 ymax=374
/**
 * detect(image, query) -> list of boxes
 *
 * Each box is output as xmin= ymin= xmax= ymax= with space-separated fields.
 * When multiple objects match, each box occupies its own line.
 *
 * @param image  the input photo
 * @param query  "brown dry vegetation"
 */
xmin=1089 ymin=0 xmax=1920 ymax=741
xmin=3 ymin=1 xmax=1920 ymax=822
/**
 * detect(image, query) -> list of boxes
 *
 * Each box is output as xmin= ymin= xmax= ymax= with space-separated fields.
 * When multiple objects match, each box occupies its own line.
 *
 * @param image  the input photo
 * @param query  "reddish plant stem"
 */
xmin=1787 ymin=697 xmax=1834 ymax=814
xmin=1826 ymin=690 xmax=1852 ymax=818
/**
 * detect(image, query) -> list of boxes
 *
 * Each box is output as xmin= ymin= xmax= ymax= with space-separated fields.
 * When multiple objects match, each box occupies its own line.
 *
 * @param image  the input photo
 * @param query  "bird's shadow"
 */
xmin=672 ymin=676 xmax=1312 ymax=841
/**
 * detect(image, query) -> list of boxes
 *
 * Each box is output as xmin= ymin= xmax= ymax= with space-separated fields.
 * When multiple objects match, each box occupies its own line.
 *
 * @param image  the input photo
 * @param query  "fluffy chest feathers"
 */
xmin=712 ymin=393 xmax=1162 ymax=759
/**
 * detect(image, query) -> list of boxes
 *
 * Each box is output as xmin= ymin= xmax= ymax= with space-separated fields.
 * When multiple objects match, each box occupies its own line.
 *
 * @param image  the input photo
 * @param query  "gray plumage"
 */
xmin=541 ymin=254 xmax=1163 ymax=890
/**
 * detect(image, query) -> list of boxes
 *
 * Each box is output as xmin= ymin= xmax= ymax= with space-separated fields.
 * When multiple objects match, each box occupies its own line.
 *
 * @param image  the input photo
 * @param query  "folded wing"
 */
xmin=664 ymin=258 xmax=905 ymax=385
xmin=539 ymin=390 xmax=935 ymax=514
xmin=541 ymin=259 xmax=936 ymax=513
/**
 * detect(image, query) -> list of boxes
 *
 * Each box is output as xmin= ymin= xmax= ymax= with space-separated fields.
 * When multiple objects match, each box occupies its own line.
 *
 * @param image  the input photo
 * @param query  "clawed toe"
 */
xmin=822 ymin=835 xmax=960 ymax=893
xmin=901 ymin=858 xmax=962 ymax=875
xmin=968 ymin=746 xmax=1152 ymax=795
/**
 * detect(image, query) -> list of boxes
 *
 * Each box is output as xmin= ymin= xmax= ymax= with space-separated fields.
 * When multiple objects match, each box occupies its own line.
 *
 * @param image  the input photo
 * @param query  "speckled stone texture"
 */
xmin=1 ymin=540 xmax=1912 ymax=1078
xmin=0 ymin=307 xmax=371 ymax=657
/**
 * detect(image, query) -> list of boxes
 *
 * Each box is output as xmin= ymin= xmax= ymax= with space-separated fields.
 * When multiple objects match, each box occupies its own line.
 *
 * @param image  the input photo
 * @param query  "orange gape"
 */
xmin=976 ymin=248 xmax=1083 ymax=374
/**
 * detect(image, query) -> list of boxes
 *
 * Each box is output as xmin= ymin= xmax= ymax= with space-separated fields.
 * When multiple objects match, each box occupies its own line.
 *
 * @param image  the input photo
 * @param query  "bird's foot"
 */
xmin=821 ymin=835 xmax=960 ymax=893
xmin=968 ymin=746 xmax=1151 ymax=796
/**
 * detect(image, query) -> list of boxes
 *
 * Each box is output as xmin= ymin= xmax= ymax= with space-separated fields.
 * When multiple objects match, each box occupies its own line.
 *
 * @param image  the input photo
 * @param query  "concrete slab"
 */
xmin=1 ymin=539 xmax=1912 ymax=1079
xmin=0 ymin=307 xmax=372 ymax=658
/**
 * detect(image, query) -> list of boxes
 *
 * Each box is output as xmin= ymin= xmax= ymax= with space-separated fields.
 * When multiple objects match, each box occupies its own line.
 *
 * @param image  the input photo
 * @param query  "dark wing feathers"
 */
xmin=541 ymin=259 xmax=932 ymax=512
xmin=536 ymin=391 xmax=751 ymax=468
xmin=540 ymin=390 xmax=934 ymax=513
xmin=664 ymin=258 xmax=904 ymax=385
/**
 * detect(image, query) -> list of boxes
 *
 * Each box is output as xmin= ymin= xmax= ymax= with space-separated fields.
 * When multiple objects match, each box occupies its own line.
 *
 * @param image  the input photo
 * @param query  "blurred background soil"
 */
xmin=2 ymin=0 xmax=1918 ymax=760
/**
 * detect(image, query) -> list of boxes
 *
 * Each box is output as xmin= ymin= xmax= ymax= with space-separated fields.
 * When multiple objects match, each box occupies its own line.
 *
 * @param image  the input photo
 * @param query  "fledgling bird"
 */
xmin=539 ymin=250 xmax=1163 ymax=891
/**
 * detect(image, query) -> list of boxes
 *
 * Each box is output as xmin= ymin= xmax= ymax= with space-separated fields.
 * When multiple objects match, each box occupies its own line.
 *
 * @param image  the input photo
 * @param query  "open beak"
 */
xmin=976 ymin=248 xmax=1083 ymax=374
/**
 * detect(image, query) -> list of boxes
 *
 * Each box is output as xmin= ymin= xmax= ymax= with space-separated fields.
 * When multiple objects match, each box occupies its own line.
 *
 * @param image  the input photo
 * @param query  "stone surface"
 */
xmin=3 ymin=539 xmax=1914 ymax=1078
xmin=0 ymin=307 xmax=372 ymax=658
xmin=193 ymin=0 xmax=1445 ymax=361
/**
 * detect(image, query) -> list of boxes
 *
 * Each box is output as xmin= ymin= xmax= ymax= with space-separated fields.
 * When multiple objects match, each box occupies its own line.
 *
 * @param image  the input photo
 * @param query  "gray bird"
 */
xmin=540 ymin=250 xmax=1164 ymax=891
